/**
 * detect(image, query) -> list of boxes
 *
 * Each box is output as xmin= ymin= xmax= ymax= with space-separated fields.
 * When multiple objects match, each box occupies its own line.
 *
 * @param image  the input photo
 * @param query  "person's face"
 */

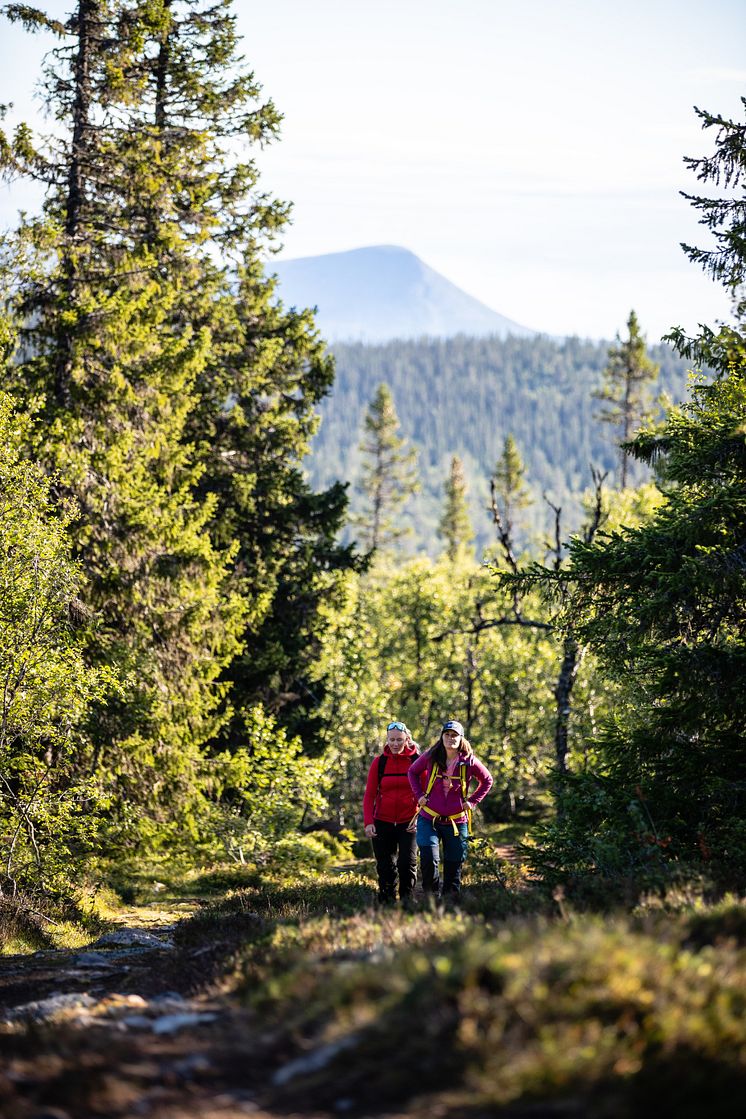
xmin=386 ymin=729 xmax=408 ymax=752
xmin=443 ymin=729 xmax=461 ymax=749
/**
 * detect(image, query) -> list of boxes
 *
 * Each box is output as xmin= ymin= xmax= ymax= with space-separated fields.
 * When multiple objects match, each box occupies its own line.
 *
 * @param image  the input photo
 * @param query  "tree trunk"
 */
xmin=554 ymin=635 xmax=583 ymax=777
xmin=57 ymin=0 xmax=98 ymax=405
xmin=154 ymin=2 xmax=172 ymax=131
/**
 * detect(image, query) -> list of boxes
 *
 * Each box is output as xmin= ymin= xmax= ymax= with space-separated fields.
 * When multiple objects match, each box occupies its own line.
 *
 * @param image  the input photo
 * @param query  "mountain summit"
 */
xmin=271 ymin=245 xmax=536 ymax=342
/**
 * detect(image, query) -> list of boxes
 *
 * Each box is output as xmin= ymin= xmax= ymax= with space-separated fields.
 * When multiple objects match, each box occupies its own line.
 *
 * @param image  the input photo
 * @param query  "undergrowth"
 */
xmin=252 ymin=904 xmax=744 ymax=1116
xmin=3 ymin=838 xmax=745 ymax=1117
xmin=0 ymin=889 xmax=111 ymax=953
xmin=168 ymin=862 xmax=746 ymax=1117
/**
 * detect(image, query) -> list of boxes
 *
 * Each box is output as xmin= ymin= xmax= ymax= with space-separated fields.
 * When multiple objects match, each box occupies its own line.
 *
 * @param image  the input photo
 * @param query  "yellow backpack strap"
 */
xmin=421 ymin=803 xmax=460 ymax=835
xmin=425 ymin=763 xmax=439 ymax=797
xmin=460 ymin=761 xmax=473 ymax=836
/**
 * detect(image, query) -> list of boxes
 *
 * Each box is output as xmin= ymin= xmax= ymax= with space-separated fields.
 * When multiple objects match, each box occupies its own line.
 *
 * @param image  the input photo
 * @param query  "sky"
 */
xmin=1 ymin=0 xmax=745 ymax=340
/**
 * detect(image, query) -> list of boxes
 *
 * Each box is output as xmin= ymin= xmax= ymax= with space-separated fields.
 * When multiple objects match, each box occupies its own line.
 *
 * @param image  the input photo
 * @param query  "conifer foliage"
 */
xmin=530 ymin=101 xmax=746 ymax=876
xmin=490 ymin=435 xmax=533 ymax=553
xmin=354 ymin=383 xmax=420 ymax=554
xmin=1 ymin=1 xmax=246 ymax=845
xmin=592 ymin=311 xmax=660 ymax=487
xmin=0 ymin=378 xmax=111 ymax=893
xmin=0 ymin=0 xmax=354 ymax=867
xmin=680 ymin=98 xmax=746 ymax=296
xmin=439 ymin=455 xmax=474 ymax=561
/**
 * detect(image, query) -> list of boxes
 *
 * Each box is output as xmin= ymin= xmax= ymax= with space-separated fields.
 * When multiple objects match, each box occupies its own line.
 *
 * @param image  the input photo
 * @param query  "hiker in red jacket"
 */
xmin=362 ymin=720 xmax=420 ymax=904
xmin=408 ymin=719 xmax=493 ymax=901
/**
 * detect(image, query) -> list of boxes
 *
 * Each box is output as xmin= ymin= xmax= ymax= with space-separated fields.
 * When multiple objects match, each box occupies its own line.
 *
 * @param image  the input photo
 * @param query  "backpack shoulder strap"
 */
xmin=459 ymin=760 xmax=469 ymax=800
xmin=377 ymin=753 xmax=387 ymax=789
xmin=425 ymin=761 xmax=439 ymax=796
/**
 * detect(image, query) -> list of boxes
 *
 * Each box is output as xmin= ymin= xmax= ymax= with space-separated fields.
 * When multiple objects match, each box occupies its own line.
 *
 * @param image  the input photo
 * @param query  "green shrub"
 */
xmin=236 ymin=904 xmax=746 ymax=1116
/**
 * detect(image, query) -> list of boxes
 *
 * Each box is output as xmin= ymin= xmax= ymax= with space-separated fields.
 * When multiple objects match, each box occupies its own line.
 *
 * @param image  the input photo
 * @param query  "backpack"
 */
xmin=377 ymin=753 xmax=388 ymax=788
xmin=374 ymin=747 xmax=419 ymax=803
xmin=422 ymin=759 xmax=472 ymax=835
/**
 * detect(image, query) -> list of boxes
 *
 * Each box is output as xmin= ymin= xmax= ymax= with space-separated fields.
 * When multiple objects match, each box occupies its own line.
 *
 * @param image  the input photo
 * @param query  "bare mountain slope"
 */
xmin=271 ymin=245 xmax=536 ymax=342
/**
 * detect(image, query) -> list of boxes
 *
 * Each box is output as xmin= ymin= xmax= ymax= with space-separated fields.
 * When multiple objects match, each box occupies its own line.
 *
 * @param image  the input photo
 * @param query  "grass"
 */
xmin=166 ymin=854 xmax=746 ymax=1117
xmin=4 ymin=837 xmax=745 ymax=1117
xmin=251 ymin=913 xmax=744 ymax=1116
xmin=0 ymin=892 xmax=109 ymax=953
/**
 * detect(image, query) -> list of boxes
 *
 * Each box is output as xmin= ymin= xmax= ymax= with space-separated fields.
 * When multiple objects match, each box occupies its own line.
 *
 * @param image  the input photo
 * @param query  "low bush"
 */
xmin=220 ymin=895 xmax=746 ymax=1117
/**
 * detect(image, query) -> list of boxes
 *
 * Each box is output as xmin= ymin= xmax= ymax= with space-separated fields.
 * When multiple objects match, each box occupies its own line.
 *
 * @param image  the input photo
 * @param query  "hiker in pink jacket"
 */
xmin=408 ymin=719 xmax=493 ymax=900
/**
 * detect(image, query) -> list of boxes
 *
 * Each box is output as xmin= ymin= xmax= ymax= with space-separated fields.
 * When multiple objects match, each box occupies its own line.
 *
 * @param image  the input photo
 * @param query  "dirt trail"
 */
xmin=1 ymin=895 xmax=435 ymax=1119
xmin=1 ymin=854 xmax=522 ymax=1118
xmin=0 ymin=900 xmax=296 ymax=1119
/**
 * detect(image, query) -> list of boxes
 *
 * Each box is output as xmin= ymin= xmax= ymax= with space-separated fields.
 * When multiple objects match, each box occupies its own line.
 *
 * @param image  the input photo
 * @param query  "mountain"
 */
xmin=271 ymin=245 xmax=537 ymax=342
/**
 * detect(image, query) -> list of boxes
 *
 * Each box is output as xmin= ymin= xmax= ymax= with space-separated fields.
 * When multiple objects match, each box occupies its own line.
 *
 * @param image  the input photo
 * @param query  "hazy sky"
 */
xmin=1 ymin=0 xmax=745 ymax=339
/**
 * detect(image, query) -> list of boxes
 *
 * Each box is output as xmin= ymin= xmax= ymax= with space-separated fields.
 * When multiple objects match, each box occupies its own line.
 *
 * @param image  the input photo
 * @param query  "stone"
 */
xmin=70 ymin=951 xmax=114 ymax=967
xmin=4 ymin=992 xmax=97 ymax=1023
xmin=151 ymin=1012 xmax=218 ymax=1035
xmin=171 ymin=1053 xmax=214 ymax=1077
xmin=90 ymin=929 xmax=172 ymax=950
xmin=272 ymin=1034 xmax=359 ymax=1087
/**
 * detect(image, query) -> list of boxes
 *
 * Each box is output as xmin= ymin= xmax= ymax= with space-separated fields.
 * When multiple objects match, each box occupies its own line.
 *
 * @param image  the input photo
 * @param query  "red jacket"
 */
xmin=363 ymin=743 xmax=419 ymax=826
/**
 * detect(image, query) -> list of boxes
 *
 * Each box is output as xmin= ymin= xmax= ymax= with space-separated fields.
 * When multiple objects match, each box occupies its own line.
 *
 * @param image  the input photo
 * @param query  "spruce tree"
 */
xmin=2 ymin=1 xmax=358 ymax=772
xmin=528 ymin=101 xmax=746 ymax=876
xmin=354 ymin=382 xmax=420 ymax=554
xmin=439 ymin=455 xmax=474 ymax=561
xmin=0 ymin=383 xmax=112 ymax=894
xmin=679 ymin=98 xmax=746 ymax=300
xmin=121 ymin=0 xmax=358 ymax=745
xmin=0 ymin=2 xmax=288 ymax=844
xmin=592 ymin=311 xmax=660 ymax=487
xmin=490 ymin=434 xmax=533 ymax=559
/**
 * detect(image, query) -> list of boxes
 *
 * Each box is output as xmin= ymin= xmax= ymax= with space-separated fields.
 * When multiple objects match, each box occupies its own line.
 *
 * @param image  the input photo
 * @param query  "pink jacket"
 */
xmin=408 ymin=750 xmax=493 ymax=822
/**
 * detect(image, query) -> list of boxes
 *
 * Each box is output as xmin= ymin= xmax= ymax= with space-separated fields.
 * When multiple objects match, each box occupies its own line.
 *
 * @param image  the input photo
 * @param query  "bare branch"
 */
xmin=583 ymin=466 xmax=609 ymax=544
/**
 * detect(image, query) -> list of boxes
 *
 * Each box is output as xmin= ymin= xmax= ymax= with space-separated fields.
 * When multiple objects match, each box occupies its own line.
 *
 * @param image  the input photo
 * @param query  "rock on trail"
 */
xmin=0 ymin=918 xmax=271 ymax=1117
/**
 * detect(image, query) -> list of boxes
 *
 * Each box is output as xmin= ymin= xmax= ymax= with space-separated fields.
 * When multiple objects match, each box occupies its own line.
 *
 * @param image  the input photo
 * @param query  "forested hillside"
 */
xmin=308 ymin=333 xmax=696 ymax=551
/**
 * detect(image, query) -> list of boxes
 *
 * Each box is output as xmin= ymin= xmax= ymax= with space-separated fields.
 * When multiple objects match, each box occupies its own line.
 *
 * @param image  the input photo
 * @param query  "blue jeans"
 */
xmin=416 ymin=815 xmax=469 ymax=897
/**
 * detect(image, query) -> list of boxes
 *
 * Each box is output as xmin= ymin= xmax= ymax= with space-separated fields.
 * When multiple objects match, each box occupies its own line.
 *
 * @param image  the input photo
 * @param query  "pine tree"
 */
xmin=439 ymin=455 xmax=474 ymax=561
xmin=592 ymin=311 xmax=660 ymax=487
xmin=354 ymin=383 xmax=420 ymax=554
xmin=528 ymin=101 xmax=746 ymax=876
xmin=679 ymin=98 xmax=746 ymax=301
xmin=490 ymin=434 xmax=533 ymax=561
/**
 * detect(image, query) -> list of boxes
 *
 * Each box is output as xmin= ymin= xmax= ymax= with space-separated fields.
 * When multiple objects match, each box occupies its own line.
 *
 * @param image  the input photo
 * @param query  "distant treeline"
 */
xmin=308 ymin=333 xmax=697 ymax=552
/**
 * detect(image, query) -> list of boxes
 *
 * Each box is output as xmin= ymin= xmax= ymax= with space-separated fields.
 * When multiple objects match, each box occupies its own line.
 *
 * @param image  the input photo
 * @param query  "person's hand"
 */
xmin=417 ymin=795 xmax=427 ymax=808
xmin=364 ymin=823 xmax=377 ymax=838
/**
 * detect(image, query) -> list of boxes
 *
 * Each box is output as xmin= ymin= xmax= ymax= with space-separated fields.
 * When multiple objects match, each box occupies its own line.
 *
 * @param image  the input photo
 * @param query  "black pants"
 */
xmin=371 ymin=819 xmax=417 ymax=901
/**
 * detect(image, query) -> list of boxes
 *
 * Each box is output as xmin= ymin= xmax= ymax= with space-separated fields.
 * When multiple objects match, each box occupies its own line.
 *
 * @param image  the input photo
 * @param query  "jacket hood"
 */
xmin=383 ymin=741 xmax=418 ymax=756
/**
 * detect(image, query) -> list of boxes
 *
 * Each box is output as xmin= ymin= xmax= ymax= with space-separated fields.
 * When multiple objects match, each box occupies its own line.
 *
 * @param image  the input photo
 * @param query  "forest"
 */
xmin=0 ymin=2 xmax=744 ymax=1116
xmin=309 ymin=331 xmax=696 ymax=552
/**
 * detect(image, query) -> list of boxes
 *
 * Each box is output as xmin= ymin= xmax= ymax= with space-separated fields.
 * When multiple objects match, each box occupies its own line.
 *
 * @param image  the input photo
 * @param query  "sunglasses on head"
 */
xmin=387 ymin=721 xmax=406 ymax=731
